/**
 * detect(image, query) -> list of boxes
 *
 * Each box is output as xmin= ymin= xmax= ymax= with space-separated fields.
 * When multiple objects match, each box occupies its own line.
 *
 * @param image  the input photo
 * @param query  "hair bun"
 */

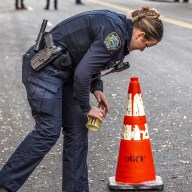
xmin=132 ymin=7 xmax=160 ymax=22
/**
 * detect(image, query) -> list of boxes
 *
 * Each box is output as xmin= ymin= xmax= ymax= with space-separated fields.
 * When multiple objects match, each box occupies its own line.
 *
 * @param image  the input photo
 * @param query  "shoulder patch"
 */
xmin=104 ymin=32 xmax=121 ymax=51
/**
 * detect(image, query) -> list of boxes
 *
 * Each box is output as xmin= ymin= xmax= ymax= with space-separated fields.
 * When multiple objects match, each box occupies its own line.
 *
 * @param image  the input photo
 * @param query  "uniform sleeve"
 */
xmin=90 ymin=73 xmax=103 ymax=94
xmin=73 ymin=21 xmax=124 ymax=113
xmin=73 ymin=39 xmax=112 ymax=113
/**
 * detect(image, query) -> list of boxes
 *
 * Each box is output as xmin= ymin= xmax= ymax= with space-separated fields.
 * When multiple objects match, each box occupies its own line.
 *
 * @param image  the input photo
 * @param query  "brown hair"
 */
xmin=131 ymin=7 xmax=164 ymax=42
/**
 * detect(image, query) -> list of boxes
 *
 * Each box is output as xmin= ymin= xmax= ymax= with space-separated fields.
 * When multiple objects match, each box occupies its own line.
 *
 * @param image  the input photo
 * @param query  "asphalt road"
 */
xmin=0 ymin=0 xmax=192 ymax=192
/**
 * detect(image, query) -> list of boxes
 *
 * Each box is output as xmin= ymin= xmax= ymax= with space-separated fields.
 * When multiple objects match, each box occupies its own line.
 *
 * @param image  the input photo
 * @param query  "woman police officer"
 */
xmin=0 ymin=8 xmax=163 ymax=192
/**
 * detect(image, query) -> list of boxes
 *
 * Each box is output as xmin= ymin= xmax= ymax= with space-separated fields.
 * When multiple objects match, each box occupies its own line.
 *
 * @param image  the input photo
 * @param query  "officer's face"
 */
xmin=130 ymin=29 xmax=158 ymax=52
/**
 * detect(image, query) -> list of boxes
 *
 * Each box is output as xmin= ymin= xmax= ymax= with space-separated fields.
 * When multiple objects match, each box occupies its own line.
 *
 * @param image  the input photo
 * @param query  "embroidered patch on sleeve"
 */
xmin=104 ymin=32 xmax=121 ymax=51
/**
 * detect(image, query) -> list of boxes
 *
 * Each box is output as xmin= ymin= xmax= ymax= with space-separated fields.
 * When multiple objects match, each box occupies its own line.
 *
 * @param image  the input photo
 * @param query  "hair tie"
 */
xmin=132 ymin=7 xmax=160 ymax=22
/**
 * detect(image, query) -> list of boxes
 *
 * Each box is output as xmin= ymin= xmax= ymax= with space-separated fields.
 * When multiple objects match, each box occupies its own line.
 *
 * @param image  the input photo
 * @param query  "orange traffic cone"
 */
xmin=109 ymin=77 xmax=163 ymax=191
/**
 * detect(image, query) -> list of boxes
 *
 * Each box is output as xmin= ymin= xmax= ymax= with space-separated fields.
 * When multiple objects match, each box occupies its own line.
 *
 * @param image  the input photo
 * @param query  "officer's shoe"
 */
xmin=0 ymin=188 xmax=9 ymax=192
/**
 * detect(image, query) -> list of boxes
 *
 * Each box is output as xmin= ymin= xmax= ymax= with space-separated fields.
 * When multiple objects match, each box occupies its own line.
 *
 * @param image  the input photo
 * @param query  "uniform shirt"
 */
xmin=50 ymin=10 xmax=133 ymax=113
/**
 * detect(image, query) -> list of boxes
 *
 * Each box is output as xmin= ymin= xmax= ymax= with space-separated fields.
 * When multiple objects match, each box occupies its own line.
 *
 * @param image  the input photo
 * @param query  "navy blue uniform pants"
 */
xmin=0 ymin=47 xmax=89 ymax=192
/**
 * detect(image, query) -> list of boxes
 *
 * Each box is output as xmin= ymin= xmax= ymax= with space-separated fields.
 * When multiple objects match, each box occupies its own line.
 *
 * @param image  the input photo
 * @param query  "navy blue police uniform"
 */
xmin=0 ymin=10 xmax=132 ymax=192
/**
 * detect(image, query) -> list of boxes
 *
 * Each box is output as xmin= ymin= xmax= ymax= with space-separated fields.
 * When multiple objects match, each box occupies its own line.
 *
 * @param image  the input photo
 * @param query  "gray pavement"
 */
xmin=0 ymin=0 xmax=192 ymax=191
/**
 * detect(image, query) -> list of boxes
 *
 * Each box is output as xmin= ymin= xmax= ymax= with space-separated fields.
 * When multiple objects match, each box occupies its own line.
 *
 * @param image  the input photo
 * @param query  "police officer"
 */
xmin=0 ymin=8 xmax=163 ymax=192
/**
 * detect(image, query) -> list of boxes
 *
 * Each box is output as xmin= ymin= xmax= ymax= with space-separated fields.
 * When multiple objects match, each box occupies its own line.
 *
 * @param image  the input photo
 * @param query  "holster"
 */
xmin=31 ymin=33 xmax=72 ymax=71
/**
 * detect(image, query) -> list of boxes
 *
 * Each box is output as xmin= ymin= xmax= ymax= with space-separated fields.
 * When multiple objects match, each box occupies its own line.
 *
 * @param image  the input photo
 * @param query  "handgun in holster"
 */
xmin=31 ymin=19 xmax=72 ymax=71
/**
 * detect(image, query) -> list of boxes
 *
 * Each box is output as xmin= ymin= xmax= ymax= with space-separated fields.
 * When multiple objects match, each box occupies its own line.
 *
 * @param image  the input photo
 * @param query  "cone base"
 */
xmin=109 ymin=176 xmax=164 ymax=191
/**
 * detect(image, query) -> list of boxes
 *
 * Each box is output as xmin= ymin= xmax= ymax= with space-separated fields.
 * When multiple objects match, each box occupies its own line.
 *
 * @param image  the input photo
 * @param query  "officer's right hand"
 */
xmin=87 ymin=106 xmax=105 ymax=123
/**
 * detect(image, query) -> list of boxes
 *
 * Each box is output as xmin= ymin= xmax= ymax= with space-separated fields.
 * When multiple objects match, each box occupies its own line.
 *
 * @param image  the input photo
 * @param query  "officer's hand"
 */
xmin=87 ymin=106 xmax=105 ymax=123
xmin=93 ymin=90 xmax=109 ymax=114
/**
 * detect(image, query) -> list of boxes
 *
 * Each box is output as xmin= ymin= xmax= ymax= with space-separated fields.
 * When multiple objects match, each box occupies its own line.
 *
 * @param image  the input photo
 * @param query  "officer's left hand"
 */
xmin=93 ymin=90 xmax=109 ymax=115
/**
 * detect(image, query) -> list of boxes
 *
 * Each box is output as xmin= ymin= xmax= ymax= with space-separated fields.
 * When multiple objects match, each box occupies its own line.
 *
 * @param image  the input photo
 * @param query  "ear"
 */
xmin=138 ymin=31 xmax=145 ymax=38
xmin=135 ymin=30 xmax=145 ymax=40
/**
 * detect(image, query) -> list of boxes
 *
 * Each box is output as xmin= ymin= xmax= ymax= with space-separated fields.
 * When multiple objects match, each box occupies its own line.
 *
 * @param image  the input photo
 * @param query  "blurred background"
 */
xmin=0 ymin=0 xmax=192 ymax=191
